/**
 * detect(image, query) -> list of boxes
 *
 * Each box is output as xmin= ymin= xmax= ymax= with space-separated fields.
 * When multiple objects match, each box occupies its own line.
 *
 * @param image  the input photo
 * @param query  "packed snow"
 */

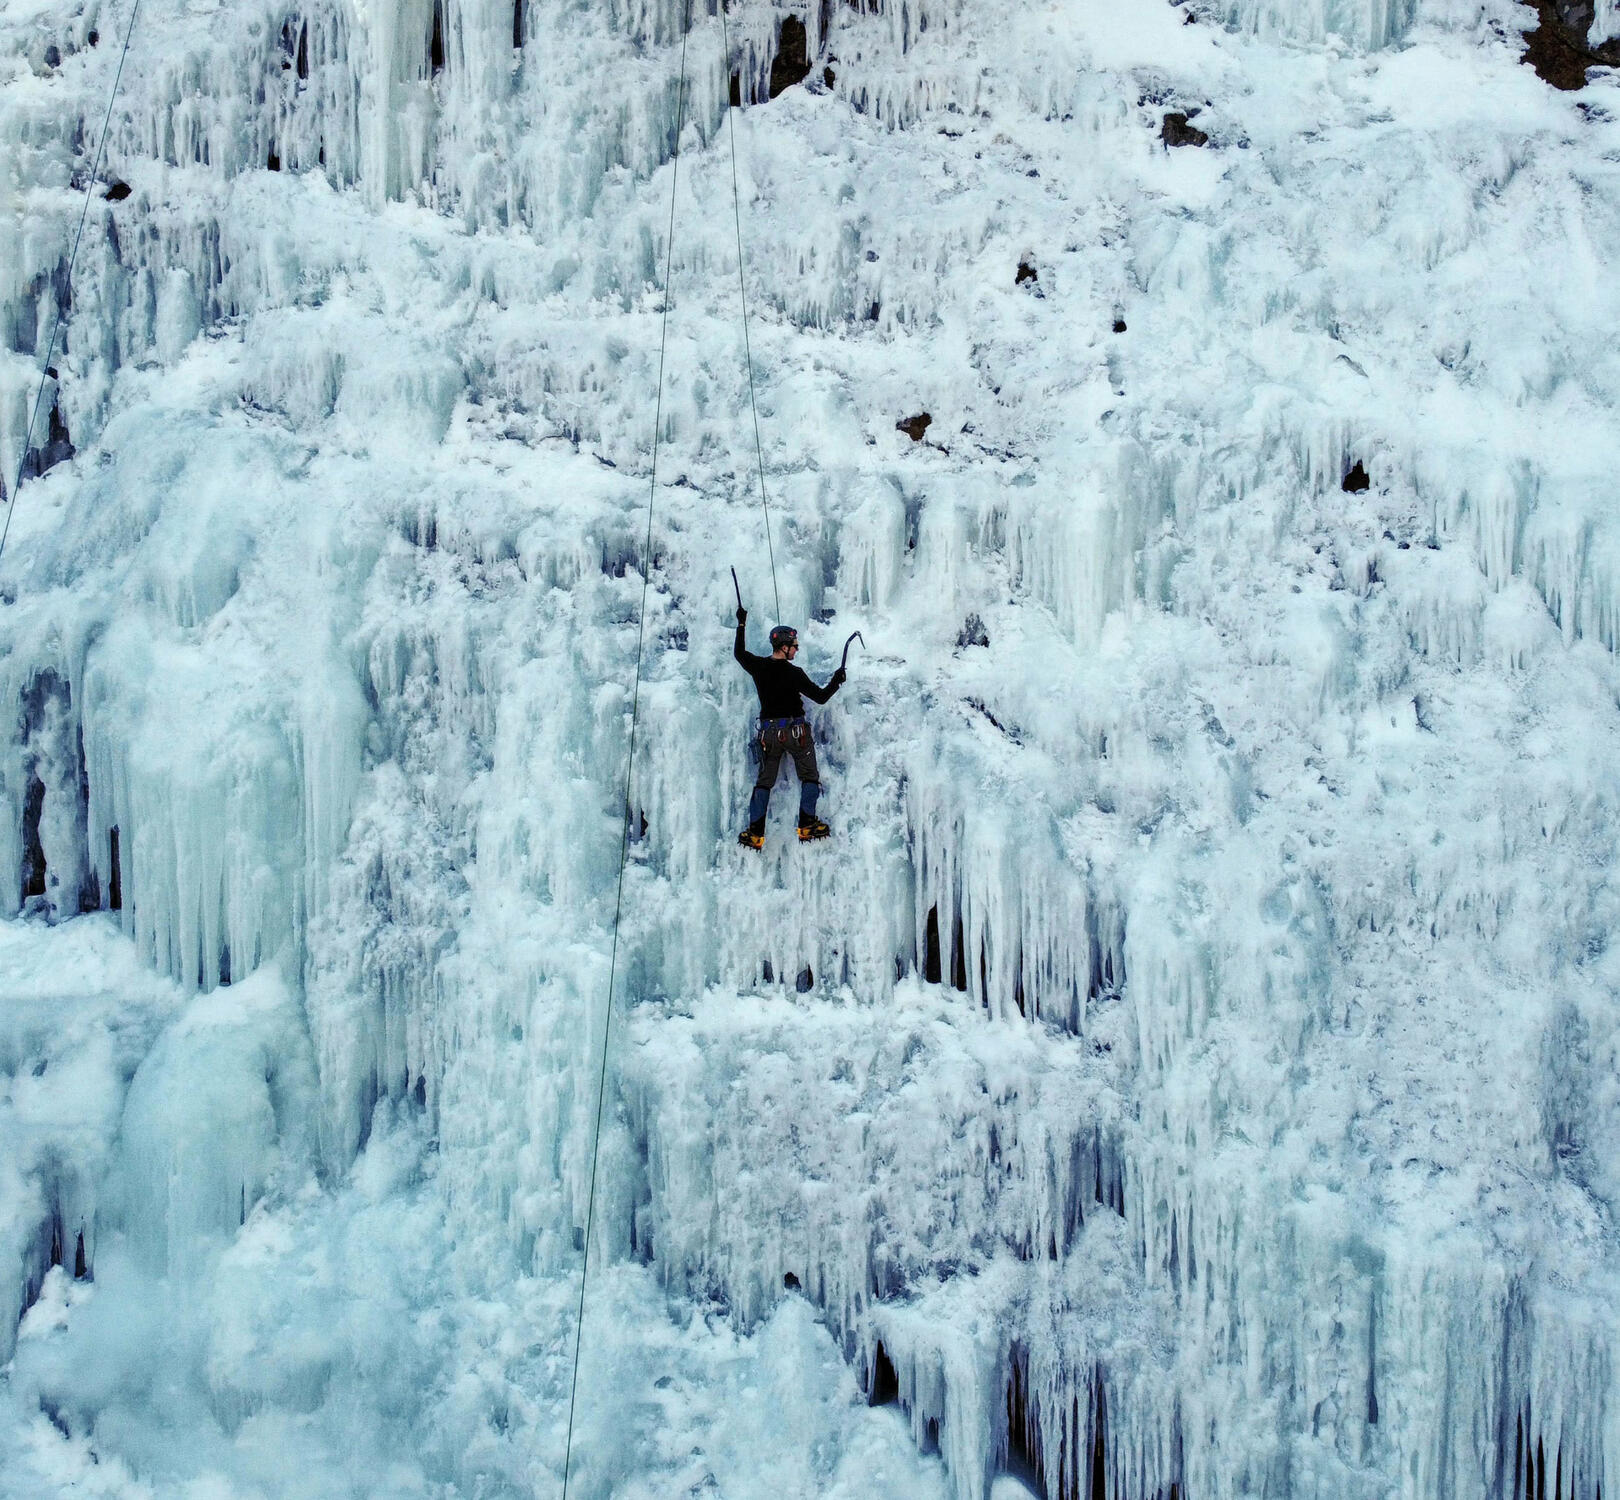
xmin=3 ymin=0 xmax=1620 ymax=1495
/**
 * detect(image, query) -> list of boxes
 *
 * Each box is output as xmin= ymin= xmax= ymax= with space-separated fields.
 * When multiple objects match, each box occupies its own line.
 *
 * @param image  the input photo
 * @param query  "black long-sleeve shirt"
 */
xmin=735 ymin=623 xmax=842 ymax=718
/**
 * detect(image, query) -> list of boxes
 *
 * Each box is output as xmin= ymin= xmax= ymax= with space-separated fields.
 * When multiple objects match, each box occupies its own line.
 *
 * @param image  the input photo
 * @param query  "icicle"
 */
xmin=1204 ymin=0 xmax=1418 ymax=49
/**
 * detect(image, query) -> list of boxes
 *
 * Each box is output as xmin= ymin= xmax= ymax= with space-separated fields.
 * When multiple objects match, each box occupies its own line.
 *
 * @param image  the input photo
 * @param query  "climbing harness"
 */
xmin=759 ymin=715 xmax=811 ymax=753
xmin=718 ymin=0 xmax=781 ymax=621
xmin=0 ymin=0 xmax=145 ymax=567
xmin=558 ymin=4 xmax=693 ymax=1496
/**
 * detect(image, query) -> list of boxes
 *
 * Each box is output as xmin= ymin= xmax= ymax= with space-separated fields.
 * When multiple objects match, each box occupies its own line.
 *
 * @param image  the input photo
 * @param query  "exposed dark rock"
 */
xmin=278 ymin=18 xmax=301 ymax=72
xmin=1342 ymin=460 xmax=1370 ymax=493
xmin=1522 ymin=0 xmax=1620 ymax=88
xmin=1015 ymin=260 xmax=1038 ymax=285
xmin=44 ymin=43 xmax=60 ymax=67
xmin=957 ymin=613 xmax=990 ymax=648
xmin=769 ymin=14 xmax=810 ymax=98
xmin=924 ymin=904 xmax=942 ymax=982
xmin=103 ymin=180 xmax=131 ymax=201
xmin=783 ymin=1270 xmax=800 ymax=1288
xmin=823 ymin=65 xmax=836 ymax=87
xmin=1091 ymin=1381 xmax=1109 ymax=1497
xmin=1004 ymin=1345 xmax=1047 ymax=1495
xmin=267 ymin=146 xmax=281 ymax=171
xmin=21 ymin=776 xmax=47 ymax=901
xmin=1113 ymin=317 xmax=1127 ymax=332
xmin=21 ymin=399 xmax=74 ymax=480
xmin=968 ymin=698 xmax=1018 ymax=741
xmin=868 ymin=1342 xmax=900 ymax=1405
xmin=45 ymin=400 xmax=74 ymax=468
xmin=430 ymin=0 xmax=445 ymax=74
xmin=897 ymin=412 xmax=932 ymax=441
xmin=16 ymin=669 xmax=96 ymax=916
xmin=1162 ymin=111 xmax=1209 ymax=147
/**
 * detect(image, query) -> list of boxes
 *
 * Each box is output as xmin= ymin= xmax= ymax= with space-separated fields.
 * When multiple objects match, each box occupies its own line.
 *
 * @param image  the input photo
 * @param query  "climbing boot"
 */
xmin=738 ymin=827 xmax=765 ymax=851
xmin=797 ymin=816 xmax=831 ymax=843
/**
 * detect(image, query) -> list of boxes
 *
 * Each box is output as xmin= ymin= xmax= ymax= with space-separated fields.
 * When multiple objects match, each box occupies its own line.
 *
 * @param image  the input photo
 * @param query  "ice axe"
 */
xmin=840 ymin=630 xmax=865 ymax=672
xmin=731 ymin=567 xmax=744 ymax=614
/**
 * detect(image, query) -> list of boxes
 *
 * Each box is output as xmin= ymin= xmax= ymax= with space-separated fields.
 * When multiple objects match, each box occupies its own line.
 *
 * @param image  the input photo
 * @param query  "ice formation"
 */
xmin=1598 ymin=0 xmax=1620 ymax=47
xmin=3 ymin=0 xmax=1620 ymax=1495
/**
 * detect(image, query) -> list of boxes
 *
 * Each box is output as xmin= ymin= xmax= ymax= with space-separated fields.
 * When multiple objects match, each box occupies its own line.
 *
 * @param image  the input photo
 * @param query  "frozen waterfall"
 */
xmin=3 ymin=0 xmax=1620 ymax=1496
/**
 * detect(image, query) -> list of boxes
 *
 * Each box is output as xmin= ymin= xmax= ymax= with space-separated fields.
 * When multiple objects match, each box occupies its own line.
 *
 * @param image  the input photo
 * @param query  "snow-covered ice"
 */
xmin=3 ymin=0 xmax=1620 ymax=1494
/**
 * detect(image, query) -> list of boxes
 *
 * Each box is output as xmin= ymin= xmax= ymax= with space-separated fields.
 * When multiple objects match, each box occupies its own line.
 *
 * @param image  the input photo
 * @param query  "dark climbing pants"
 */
xmin=749 ymin=718 xmax=820 ymax=828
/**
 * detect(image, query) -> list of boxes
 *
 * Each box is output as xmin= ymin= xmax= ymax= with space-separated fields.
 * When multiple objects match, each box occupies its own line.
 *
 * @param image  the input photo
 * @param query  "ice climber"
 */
xmin=734 ymin=605 xmax=846 ymax=848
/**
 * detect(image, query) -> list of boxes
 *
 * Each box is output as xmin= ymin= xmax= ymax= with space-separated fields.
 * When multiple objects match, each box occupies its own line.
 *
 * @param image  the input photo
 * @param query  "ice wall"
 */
xmin=0 ymin=412 xmax=368 ymax=991
xmin=0 ymin=919 xmax=184 ymax=1364
xmin=108 ymin=966 xmax=318 ymax=1275
xmin=3 ymin=0 xmax=1620 ymax=1496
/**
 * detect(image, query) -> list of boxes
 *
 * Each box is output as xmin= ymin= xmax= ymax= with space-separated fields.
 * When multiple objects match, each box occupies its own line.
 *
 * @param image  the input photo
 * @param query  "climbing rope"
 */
xmin=718 ymin=0 xmax=781 ymax=622
xmin=0 ymin=0 xmax=144 ymax=567
xmin=558 ymin=3 xmax=693 ymax=1496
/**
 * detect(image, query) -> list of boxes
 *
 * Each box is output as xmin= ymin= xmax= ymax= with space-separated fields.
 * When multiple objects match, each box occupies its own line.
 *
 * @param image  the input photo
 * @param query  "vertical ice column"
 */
xmin=0 ymin=361 xmax=48 ymax=503
xmin=837 ymin=484 xmax=907 ymax=613
xmin=360 ymin=0 xmax=441 ymax=204
xmin=75 ymin=619 xmax=366 ymax=993
xmin=0 ymin=665 xmax=93 ymax=920
xmin=1006 ymin=441 xmax=1176 ymax=651
xmin=109 ymin=969 xmax=317 ymax=1277
xmin=866 ymin=1292 xmax=998 ymax=1500
xmin=19 ymin=672 xmax=93 ymax=919
xmin=905 ymin=747 xmax=1092 ymax=1029
xmin=1207 ymin=0 xmax=1417 ymax=48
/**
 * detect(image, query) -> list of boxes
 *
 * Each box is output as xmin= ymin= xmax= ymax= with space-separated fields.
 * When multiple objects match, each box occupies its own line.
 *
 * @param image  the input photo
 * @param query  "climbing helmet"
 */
xmin=769 ymin=625 xmax=799 ymax=652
